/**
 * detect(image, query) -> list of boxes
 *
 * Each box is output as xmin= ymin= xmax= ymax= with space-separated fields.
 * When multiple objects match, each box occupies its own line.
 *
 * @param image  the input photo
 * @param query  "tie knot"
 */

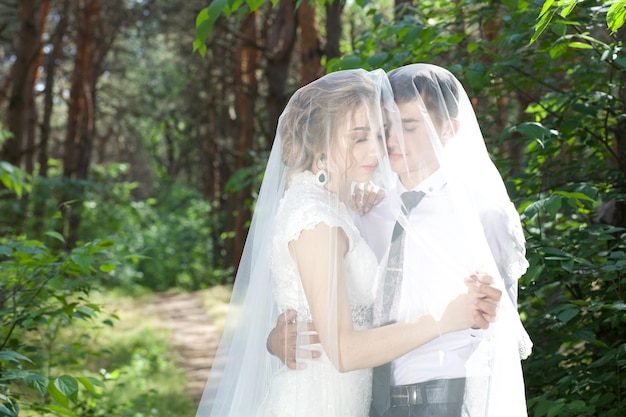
xmin=401 ymin=191 xmax=425 ymax=213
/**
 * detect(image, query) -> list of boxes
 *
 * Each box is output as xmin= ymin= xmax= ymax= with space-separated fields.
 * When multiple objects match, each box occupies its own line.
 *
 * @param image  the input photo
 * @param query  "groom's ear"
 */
xmin=440 ymin=118 xmax=460 ymax=145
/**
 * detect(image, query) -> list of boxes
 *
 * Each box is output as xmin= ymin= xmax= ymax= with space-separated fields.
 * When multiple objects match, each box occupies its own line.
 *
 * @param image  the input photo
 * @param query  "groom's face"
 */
xmin=386 ymin=99 xmax=441 ymax=177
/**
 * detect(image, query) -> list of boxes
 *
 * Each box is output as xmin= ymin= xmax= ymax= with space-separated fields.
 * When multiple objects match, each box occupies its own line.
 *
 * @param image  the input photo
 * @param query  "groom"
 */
xmin=267 ymin=64 xmax=529 ymax=416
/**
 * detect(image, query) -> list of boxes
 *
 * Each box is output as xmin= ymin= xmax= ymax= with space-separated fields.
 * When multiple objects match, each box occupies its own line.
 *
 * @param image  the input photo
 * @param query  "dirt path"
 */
xmin=144 ymin=291 xmax=221 ymax=404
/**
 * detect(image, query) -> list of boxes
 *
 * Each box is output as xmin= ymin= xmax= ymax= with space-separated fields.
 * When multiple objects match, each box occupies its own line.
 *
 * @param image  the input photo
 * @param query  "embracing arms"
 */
xmin=276 ymin=222 xmax=500 ymax=373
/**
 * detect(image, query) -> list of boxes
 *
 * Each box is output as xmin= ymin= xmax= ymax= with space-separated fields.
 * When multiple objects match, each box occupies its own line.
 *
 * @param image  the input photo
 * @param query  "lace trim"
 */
xmin=291 ymin=305 xmax=373 ymax=329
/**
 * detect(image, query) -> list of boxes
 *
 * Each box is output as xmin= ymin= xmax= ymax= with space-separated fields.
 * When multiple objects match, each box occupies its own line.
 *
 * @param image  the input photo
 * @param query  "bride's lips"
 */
xmin=362 ymin=163 xmax=378 ymax=172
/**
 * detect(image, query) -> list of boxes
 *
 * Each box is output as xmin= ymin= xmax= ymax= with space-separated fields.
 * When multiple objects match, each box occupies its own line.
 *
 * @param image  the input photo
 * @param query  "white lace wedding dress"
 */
xmin=258 ymin=171 xmax=379 ymax=417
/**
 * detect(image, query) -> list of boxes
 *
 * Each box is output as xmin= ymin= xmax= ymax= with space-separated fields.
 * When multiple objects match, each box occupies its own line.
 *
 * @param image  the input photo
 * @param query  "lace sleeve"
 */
xmin=481 ymin=201 xmax=529 ymax=293
xmin=277 ymin=174 xmax=358 ymax=248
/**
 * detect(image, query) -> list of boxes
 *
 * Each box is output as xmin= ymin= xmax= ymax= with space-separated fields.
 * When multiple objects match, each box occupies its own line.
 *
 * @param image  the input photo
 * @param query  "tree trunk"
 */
xmin=62 ymin=0 xmax=102 ymax=248
xmin=617 ymin=27 xmax=626 ymax=183
xmin=24 ymin=0 xmax=52 ymax=175
xmin=265 ymin=0 xmax=296 ymax=138
xmin=34 ymin=0 xmax=68 ymax=238
xmin=297 ymin=1 xmax=323 ymax=85
xmin=324 ymin=0 xmax=343 ymax=61
xmin=3 ymin=0 xmax=50 ymax=167
xmin=225 ymin=11 xmax=260 ymax=272
xmin=1 ymin=0 xmax=50 ymax=236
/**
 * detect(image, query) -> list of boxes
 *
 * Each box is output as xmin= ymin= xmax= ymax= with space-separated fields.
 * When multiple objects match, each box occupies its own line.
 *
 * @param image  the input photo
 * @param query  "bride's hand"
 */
xmin=438 ymin=292 xmax=484 ymax=334
xmin=466 ymin=273 xmax=502 ymax=325
xmin=438 ymin=275 xmax=502 ymax=333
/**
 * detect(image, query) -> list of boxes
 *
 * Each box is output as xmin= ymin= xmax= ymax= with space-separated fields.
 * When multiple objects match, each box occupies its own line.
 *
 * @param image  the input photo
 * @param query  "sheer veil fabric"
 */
xmin=195 ymin=69 xmax=399 ymax=417
xmin=359 ymin=63 xmax=531 ymax=416
xmin=195 ymin=64 xmax=531 ymax=417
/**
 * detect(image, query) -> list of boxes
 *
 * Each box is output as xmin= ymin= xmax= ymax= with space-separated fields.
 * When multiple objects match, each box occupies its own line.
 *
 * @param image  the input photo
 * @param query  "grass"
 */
xmin=197 ymin=284 xmax=232 ymax=335
xmin=18 ymin=289 xmax=193 ymax=417
xmin=13 ymin=285 xmax=233 ymax=417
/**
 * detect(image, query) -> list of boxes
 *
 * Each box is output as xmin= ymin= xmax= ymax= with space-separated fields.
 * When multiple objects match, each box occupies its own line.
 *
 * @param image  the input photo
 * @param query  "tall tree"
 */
xmin=324 ymin=0 xmax=344 ymax=61
xmin=33 ymin=0 xmax=70 ymax=237
xmin=3 ymin=0 xmax=50 ymax=167
xmin=297 ymin=0 xmax=323 ymax=85
xmin=226 ymin=10 xmax=260 ymax=270
xmin=62 ymin=0 xmax=124 ymax=247
xmin=265 ymin=0 xmax=297 ymax=138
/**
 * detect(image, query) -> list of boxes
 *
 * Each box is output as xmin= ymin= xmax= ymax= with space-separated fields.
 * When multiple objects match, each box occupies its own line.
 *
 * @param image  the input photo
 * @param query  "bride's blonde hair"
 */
xmin=279 ymin=70 xmax=379 ymax=179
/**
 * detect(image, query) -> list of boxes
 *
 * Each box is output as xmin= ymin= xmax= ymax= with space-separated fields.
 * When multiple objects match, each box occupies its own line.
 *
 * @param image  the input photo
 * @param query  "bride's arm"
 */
xmin=290 ymin=222 xmax=492 ymax=373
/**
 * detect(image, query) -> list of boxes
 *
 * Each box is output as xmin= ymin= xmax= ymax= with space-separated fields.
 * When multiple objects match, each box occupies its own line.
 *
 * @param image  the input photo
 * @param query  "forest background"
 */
xmin=1 ymin=0 xmax=625 ymax=416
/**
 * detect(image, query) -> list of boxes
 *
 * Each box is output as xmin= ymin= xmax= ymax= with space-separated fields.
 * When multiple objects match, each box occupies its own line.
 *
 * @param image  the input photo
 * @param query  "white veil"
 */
xmin=360 ymin=63 xmax=531 ymax=416
xmin=195 ymin=64 xmax=531 ymax=417
xmin=195 ymin=68 xmax=399 ymax=417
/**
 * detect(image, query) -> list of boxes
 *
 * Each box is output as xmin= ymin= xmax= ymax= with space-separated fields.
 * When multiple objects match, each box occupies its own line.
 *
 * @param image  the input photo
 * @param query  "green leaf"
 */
xmin=547 ymin=402 xmax=565 ymax=417
xmin=567 ymin=41 xmax=592 ymax=49
xmin=246 ymin=0 xmax=265 ymax=11
xmin=366 ymin=52 xmax=389 ymax=68
xmin=557 ymin=308 xmax=579 ymax=323
xmin=195 ymin=0 xmax=229 ymax=43
xmin=0 ymin=403 xmax=18 ymax=417
xmin=538 ymin=0 xmax=556 ymax=19
xmin=75 ymin=305 xmax=97 ymax=319
xmin=607 ymin=0 xmax=626 ymax=33
xmin=0 ymin=351 xmax=33 ymax=364
xmin=558 ymin=0 xmax=579 ymax=18
xmin=45 ymin=230 xmax=65 ymax=242
xmin=531 ymin=8 xmax=556 ymax=44
xmin=337 ymin=56 xmax=363 ymax=70
xmin=467 ymin=42 xmax=480 ymax=53
xmin=549 ymin=40 xmax=569 ymax=58
xmin=611 ymin=301 xmax=626 ymax=310
xmin=54 ymin=375 xmax=79 ymax=399
xmin=573 ymin=330 xmax=596 ymax=343
xmin=192 ymin=36 xmax=207 ymax=57
xmin=543 ymin=246 xmax=571 ymax=258
xmin=0 ymin=244 xmax=12 ymax=256
xmin=516 ymin=122 xmax=550 ymax=139
xmin=553 ymin=190 xmax=595 ymax=203
xmin=404 ymin=26 xmax=422 ymax=43
xmin=544 ymin=194 xmax=562 ymax=216
xmin=25 ymin=373 xmax=49 ymax=395
xmin=99 ymin=263 xmax=115 ymax=272
xmin=70 ymin=252 xmax=91 ymax=272
xmin=48 ymin=379 xmax=69 ymax=407
xmin=46 ymin=404 xmax=79 ymax=417
xmin=76 ymin=376 xmax=105 ymax=394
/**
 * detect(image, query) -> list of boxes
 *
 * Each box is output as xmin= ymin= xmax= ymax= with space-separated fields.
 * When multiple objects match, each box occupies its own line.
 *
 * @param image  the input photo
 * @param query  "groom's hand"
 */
xmin=267 ymin=309 xmax=321 ymax=369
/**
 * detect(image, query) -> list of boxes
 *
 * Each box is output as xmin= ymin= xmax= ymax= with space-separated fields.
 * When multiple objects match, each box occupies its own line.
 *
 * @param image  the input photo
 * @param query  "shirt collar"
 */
xmin=397 ymin=169 xmax=446 ymax=196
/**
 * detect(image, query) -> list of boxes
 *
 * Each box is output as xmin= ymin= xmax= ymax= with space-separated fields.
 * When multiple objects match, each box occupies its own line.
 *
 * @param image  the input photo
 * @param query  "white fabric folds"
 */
xmin=196 ymin=64 xmax=531 ymax=417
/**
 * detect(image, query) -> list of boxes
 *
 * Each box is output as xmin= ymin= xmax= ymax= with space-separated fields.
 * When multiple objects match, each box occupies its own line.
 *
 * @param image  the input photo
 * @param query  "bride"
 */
xmin=194 ymin=69 xmax=498 ymax=417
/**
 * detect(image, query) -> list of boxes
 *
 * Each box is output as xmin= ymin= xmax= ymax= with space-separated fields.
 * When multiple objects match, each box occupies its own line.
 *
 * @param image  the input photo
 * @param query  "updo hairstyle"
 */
xmin=279 ymin=70 xmax=379 ymax=176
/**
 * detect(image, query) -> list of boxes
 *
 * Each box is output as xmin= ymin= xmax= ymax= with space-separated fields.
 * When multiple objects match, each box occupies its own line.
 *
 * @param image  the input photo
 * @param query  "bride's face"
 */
xmin=329 ymin=105 xmax=383 ymax=186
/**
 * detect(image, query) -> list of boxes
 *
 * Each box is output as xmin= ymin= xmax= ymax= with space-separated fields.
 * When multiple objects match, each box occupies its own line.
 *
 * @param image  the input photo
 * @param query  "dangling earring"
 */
xmin=317 ymin=153 xmax=328 ymax=185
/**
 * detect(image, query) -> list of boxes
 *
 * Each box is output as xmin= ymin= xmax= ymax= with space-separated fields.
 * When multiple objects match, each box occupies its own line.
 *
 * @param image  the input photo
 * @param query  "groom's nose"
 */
xmin=386 ymin=122 xmax=400 ymax=150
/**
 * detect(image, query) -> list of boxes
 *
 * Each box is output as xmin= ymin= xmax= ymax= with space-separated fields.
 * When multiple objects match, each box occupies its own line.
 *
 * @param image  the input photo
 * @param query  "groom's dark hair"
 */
xmin=388 ymin=64 xmax=459 ymax=125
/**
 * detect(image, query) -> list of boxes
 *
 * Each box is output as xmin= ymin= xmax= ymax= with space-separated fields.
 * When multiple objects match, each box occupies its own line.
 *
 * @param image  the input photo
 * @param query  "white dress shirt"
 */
xmin=355 ymin=170 xmax=526 ymax=385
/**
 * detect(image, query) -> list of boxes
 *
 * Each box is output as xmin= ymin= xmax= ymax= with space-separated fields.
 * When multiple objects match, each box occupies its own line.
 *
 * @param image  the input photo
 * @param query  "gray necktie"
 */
xmin=375 ymin=190 xmax=426 ymax=326
xmin=370 ymin=190 xmax=425 ymax=417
